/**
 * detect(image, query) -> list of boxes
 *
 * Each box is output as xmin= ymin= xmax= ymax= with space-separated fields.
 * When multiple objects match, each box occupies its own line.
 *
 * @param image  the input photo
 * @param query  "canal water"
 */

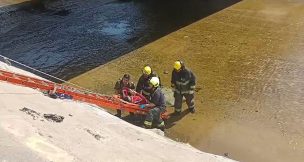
xmin=0 ymin=0 xmax=240 ymax=80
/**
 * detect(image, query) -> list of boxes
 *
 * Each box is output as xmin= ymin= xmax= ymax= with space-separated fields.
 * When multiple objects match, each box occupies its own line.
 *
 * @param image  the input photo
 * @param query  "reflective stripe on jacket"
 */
xmin=171 ymin=68 xmax=196 ymax=94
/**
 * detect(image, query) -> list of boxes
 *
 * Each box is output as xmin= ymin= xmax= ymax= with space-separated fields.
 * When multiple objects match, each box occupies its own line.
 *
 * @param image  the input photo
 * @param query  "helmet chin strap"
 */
xmin=150 ymin=87 xmax=157 ymax=94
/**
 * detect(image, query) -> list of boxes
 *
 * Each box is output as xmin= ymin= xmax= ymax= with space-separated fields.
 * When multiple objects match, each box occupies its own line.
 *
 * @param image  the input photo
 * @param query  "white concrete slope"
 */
xmin=0 ymin=62 xmax=235 ymax=162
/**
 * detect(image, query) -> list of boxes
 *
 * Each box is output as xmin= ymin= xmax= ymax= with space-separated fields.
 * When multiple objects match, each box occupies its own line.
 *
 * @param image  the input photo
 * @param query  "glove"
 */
xmin=171 ymin=84 xmax=176 ymax=92
xmin=140 ymin=104 xmax=146 ymax=109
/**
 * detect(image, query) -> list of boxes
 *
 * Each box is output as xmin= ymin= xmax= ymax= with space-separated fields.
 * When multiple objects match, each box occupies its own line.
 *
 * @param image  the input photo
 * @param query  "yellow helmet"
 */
xmin=174 ymin=61 xmax=182 ymax=70
xmin=149 ymin=77 xmax=160 ymax=87
xmin=143 ymin=66 xmax=152 ymax=75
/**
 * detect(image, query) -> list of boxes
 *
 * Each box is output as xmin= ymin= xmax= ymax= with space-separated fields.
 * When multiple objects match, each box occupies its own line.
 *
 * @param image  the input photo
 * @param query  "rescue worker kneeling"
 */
xmin=140 ymin=77 xmax=166 ymax=129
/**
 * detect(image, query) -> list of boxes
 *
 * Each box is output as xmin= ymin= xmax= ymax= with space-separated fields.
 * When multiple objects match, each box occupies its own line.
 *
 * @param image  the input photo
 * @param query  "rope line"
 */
xmin=0 ymin=54 xmax=99 ymax=95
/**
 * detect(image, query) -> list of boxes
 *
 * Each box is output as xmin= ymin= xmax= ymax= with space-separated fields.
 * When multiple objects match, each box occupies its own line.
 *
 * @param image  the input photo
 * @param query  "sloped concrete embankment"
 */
xmin=0 ymin=61 xmax=235 ymax=162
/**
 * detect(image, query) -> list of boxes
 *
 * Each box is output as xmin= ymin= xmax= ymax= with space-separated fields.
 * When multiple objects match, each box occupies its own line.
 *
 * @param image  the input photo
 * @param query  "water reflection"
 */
xmin=101 ymin=21 xmax=130 ymax=36
xmin=0 ymin=0 xmax=241 ymax=80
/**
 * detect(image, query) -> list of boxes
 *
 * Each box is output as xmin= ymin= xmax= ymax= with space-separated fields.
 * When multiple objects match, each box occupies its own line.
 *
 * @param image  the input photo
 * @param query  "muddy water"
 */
xmin=0 ymin=0 xmax=239 ymax=80
xmin=70 ymin=0 xmax=304 ymax=161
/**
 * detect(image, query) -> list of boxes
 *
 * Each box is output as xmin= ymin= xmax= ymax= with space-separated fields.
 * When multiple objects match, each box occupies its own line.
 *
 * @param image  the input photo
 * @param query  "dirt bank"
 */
xmin=70 ymin=0 xmax=304 ymax=161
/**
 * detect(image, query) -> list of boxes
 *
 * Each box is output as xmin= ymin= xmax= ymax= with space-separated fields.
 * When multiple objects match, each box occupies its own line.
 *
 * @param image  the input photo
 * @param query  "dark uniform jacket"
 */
xmin=114 ymin=79 xmax=135 ymax=97
xmin=135 ymin=72 xmax=161 ymax=97
xmin=149 ymin=87 xmax=166 ymax=111
xmin=171 ymin=68 xmax=196 ymax=94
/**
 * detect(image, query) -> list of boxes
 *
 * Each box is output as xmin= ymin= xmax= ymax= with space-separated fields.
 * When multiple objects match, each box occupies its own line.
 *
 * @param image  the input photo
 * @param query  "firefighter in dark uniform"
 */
xmin=171 ymin=60 xmax=196 ymax=115
xmin=136 ymin=65 xmax=161 ymax=100
xmin=141 ymin=77 xmax=166 ymax=129
xmin=114 ymin=74 xmax=135 ymax=117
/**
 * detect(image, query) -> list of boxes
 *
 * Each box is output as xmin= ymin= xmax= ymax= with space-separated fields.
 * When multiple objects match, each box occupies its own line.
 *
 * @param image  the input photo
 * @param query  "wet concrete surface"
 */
xmin=70 ymin=0 xmax=304 ymax=161
xmin=0 ymin=0 xmax=240 ymax=80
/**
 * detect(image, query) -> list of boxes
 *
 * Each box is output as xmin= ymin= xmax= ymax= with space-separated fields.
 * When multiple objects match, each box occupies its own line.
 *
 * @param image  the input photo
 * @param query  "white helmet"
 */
xmin=149 ymin=77 xmax=160 ymax=87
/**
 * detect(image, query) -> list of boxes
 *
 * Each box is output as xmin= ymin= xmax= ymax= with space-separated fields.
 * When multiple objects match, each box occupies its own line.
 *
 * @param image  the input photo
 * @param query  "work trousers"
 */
xmin=174 ymin=92 xmax=194 ymax=112
xmin=144 ymin=107 xmax=164 ymax=126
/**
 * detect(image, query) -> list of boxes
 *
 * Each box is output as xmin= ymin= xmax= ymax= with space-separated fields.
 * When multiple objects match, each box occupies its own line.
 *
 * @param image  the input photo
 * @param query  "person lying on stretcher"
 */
xmin=121 ymin=87 xmax=149 ymax=105
xmin=114 ymin=74 xmax=149 ymax=117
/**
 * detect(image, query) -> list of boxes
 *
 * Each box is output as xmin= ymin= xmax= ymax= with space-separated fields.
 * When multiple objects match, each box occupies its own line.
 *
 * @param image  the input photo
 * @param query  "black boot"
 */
xmin=189 ymin=108 xmax=195 ymax=114
xmin=157 ymin=121 xmax=165 ymax=131
xmin=115 ymin=110 xmax=122 ymax=118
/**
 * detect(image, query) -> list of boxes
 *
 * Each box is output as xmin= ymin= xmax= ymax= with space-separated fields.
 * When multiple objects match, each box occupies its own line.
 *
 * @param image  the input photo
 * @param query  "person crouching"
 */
xmin=141 ymin=77 xmax=166 ymax=130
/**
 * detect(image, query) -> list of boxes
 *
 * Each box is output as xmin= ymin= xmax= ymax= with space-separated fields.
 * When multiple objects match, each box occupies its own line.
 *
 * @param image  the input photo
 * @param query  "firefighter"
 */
xmin=114 ymin=74 xmax=136 ymax=117
xmin=136 ymin=65 xmax=161 ymax=99
xmin=171 ymin=60 xmax=196 ymax=115
xmin=141 ymin=77 xmax=166 ymax=129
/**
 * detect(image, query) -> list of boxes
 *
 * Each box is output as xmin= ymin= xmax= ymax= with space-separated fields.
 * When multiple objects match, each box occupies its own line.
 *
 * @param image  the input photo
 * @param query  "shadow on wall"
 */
xmin=165 ymin=109 xmax=190 ymax=129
